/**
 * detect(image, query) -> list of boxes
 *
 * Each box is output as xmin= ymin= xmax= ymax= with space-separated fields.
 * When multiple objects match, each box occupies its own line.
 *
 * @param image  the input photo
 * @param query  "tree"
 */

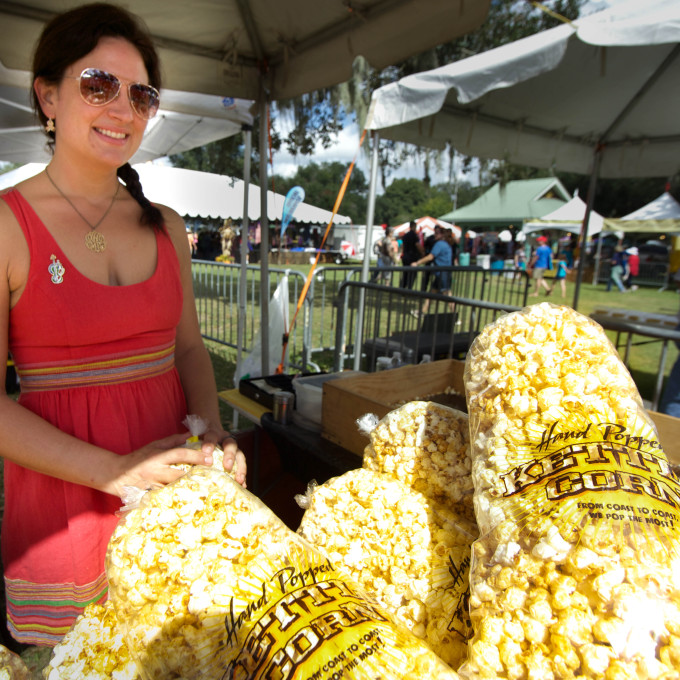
xmin=558 ymin=173 xmax=678 ymax=218
xmin=375 ymin=178 xmax=428 ymax=225
xmin=270 ymin=161 xmax=368 ymax=224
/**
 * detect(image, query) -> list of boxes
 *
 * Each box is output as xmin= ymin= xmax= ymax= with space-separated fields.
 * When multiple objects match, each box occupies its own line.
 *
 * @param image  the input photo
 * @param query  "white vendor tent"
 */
xmin=0 ymin=162 xmax=351 ymax=225
xmin=133 ymin=164 xmax=351 ymax=224
xmin=363 ymin=0 xmax=680 ymax=307
xmin=603 ymin=191 xmax=680 ymax=234
xmin=365 ymin=0 xmax=680 ymax=179
xmin=523 ymin=193 xmax=604 ymax=238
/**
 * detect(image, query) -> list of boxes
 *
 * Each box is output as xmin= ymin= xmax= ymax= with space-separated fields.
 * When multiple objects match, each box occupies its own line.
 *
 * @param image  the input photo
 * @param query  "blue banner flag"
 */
xmin=281 ymin=185 xmax=305 ymax=238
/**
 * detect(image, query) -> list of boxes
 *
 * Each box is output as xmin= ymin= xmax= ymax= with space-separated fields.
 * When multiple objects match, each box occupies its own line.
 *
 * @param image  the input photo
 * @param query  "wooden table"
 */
xmin=218 ymin=387 xmax=270 ymax=428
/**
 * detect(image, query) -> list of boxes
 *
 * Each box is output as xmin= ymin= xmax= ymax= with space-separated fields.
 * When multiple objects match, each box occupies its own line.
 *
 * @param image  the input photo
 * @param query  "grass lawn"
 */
xmin=552 ymin=278 xmax=679 ymax=405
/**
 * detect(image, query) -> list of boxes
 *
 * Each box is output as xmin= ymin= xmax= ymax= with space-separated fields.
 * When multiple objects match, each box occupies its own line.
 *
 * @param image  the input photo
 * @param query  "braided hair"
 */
xmin=117 ymin=164 xmax=163 ymax=229
xmin=33 ymin=3 xmax=163 ymax=229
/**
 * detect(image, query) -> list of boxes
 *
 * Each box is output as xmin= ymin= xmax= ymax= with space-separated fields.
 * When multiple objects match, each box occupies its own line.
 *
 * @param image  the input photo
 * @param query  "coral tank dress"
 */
xmin=1 ymin=189 xmax=187 ymax=645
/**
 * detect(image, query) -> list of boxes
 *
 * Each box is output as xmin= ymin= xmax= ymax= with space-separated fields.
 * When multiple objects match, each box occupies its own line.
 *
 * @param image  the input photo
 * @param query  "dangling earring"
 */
xmin=45 ymin=118 xmax=55 ymax=133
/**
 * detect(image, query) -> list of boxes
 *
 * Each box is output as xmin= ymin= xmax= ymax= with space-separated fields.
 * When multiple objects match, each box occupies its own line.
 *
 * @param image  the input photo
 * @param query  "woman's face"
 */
xmin=40 ymin=36 xmax=152 ymax=169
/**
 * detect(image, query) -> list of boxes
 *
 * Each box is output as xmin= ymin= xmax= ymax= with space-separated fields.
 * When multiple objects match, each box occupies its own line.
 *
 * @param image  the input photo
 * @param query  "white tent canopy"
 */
xmin=133 ymin=164 xmax=351 ymax=224
xmin=0 ymin=162 xmax=351 ymax=225
xmin=523 ymin=194 xmax=604 ymax=237
xmin=0 ymin=1 xmax=491 ymax=101
xmin=0 ymin=60 xmax=255 ymax=165
xmin=603 ymin=191 xmax=680 ymax=233
xmin=392 ymin=216 xmax=461 ymax=240
xmin=365 ymin=0 xmax=680 ymax=180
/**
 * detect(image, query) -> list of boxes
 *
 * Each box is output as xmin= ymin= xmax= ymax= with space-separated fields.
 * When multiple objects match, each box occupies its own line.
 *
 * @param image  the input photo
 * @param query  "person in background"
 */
xmin=411 ymin=225 xmax=452 ymax=318
xmin=529 ymin=235 xmax=552 ymax=297
xmin=514 ymin=246 xmax=527 ymax=271
xmin=547 ymin=257 xmax=570 ymax=299
xmin=186 ymin=227 xmax=197 ymax=256
xmin=372 ymin=225 xmax=399 ymax=284
xmin=419 ymin=231 xmax=437 ymax=292
xmin=607 ymin=245 xmax=629 ymax=293
xmin=0 ymin=3 xmax=246 ymax=647
xmin=400 ymin=220 xmax=423 ymax=289
xmin=443 ymin=227 xmax=459 ymax=266
xmin=625 ymin=246 xmax=640 ymax=290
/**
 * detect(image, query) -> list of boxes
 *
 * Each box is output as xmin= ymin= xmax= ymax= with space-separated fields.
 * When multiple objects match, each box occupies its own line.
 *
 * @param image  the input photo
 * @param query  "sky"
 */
xmin=269 ymin=0 xmax=628 ymax=192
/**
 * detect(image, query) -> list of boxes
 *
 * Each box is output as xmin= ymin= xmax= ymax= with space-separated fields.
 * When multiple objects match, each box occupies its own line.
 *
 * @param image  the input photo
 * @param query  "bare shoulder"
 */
xmin=157 ymin=203 xmax=186 ymax=239
xmin=0 ymin=188 xmax=31 ymax=300
xmin=155 ymin=203 xmax=191 ymax=263
xmin=0 ymin=188 xmax=22 ymax=243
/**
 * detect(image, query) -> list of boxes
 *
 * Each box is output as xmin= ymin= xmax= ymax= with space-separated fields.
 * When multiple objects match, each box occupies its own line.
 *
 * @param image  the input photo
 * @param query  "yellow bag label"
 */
xmin=499 ymin=414 xmax=680 ymax=557
xmin=226 ymin=556 xmax=441 ymax=679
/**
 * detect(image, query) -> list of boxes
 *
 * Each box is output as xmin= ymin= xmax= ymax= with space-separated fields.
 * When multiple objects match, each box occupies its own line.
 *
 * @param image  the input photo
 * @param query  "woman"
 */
xmin=0 ymin=3 xmax=246 ymax=646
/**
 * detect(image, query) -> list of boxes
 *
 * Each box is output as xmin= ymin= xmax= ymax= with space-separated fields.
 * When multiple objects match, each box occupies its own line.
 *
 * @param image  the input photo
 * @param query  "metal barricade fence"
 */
xmin=192 ymin=260 xmax=530 ymax=372
xmin=331 ymin=280 xmax=524 ymax=372
xmin=191 ymin=260 xmax=308 ymax=369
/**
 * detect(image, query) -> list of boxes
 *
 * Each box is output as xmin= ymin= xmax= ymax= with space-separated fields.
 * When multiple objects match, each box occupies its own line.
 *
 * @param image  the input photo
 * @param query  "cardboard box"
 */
xmin=321 ymin=359 xmax=680 ymax=464
xmin=322 ymin=359 xmax=466 ymax=457
xmin=647 ymin=410 xmax=680 ymax=465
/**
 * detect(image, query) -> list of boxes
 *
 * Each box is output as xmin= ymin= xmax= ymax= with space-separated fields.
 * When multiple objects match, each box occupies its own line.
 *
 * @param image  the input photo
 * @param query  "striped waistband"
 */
xmin=16 ymin=343 xmax=175 ymax=392
xmin=5 ymin=572 xmax=108 ymax=646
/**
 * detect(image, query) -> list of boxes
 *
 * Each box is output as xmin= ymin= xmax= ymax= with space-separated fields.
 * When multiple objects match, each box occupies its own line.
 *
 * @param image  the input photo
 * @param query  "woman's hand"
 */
xmin=103 ymin=433 xmax=213 ymax=498
xmin=201 ymin=427 xmax=248 ymax=488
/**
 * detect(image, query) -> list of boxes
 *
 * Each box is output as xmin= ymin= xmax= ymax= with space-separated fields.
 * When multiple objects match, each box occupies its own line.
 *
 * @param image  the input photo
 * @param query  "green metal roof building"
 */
xmin=440 ymin=177 xmax=570 ymax=230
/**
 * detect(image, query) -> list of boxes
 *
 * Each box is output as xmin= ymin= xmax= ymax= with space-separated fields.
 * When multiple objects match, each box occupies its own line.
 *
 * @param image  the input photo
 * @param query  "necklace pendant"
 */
xmin=85 ymin=231 xmax=107 ymax=253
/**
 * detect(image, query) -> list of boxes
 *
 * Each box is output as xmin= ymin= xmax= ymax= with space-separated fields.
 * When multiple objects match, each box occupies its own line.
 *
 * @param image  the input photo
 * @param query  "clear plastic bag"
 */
xmin=106 ymin=466 xmax=460 ymax=679
xmin=298 ymin=467 xmax=476 ymax=670
xmin=461 ymin=302 xmax=680 ymax=679
xmin=362 ymin=401 xmax=475 ymax=521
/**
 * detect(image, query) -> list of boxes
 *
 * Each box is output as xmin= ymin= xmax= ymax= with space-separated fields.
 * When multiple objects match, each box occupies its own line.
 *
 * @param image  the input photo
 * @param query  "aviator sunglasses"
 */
xmin=65 ymin=67 xmax=160 ymax=120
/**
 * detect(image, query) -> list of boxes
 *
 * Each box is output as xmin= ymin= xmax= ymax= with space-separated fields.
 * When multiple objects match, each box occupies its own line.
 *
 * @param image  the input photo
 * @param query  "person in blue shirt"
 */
xmin=547 ymin=258 xmax=570 ymax=299
xmin=410 ymin=225 xmax=452 ymax=317
xmin=529 ymin=235 xmax=553 ymax=297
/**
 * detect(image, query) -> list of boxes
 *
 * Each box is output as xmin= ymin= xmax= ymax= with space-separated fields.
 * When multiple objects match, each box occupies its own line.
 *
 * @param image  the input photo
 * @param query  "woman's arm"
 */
xmin=162 ymin=208 xmax=247 ymax=485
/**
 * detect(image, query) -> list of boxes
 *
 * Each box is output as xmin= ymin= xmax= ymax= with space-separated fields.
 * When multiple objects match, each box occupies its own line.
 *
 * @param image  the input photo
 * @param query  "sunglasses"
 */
xmin=66 ymin=67 xmax=160 ymax=120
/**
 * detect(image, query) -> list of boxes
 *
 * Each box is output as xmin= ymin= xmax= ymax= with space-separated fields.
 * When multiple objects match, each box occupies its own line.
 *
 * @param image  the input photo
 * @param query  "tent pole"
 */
xmin=353 ymin=130 xmax=380 ymax=371
xmin=237 ymin=124 xmax=252 ymax=381
xmin=572 ymin=146 xmax=602 ymax=310
xmin=592 ymin=224 xmax=605 ymax=286
xmin=258 ymin=93 xmax=270 ymax=376
xmin=360 ymin=130 xmax=380 ymax=285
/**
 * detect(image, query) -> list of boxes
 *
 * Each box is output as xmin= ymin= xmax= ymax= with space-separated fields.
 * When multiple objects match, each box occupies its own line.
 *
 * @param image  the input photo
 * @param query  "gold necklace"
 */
xmin=44 ymin=167 xmax=120 ymax=253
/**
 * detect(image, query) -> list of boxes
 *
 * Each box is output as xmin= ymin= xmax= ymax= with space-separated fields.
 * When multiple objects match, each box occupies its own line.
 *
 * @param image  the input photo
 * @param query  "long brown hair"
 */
xmin=33 ymin=3 xmax=163 ymax=228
